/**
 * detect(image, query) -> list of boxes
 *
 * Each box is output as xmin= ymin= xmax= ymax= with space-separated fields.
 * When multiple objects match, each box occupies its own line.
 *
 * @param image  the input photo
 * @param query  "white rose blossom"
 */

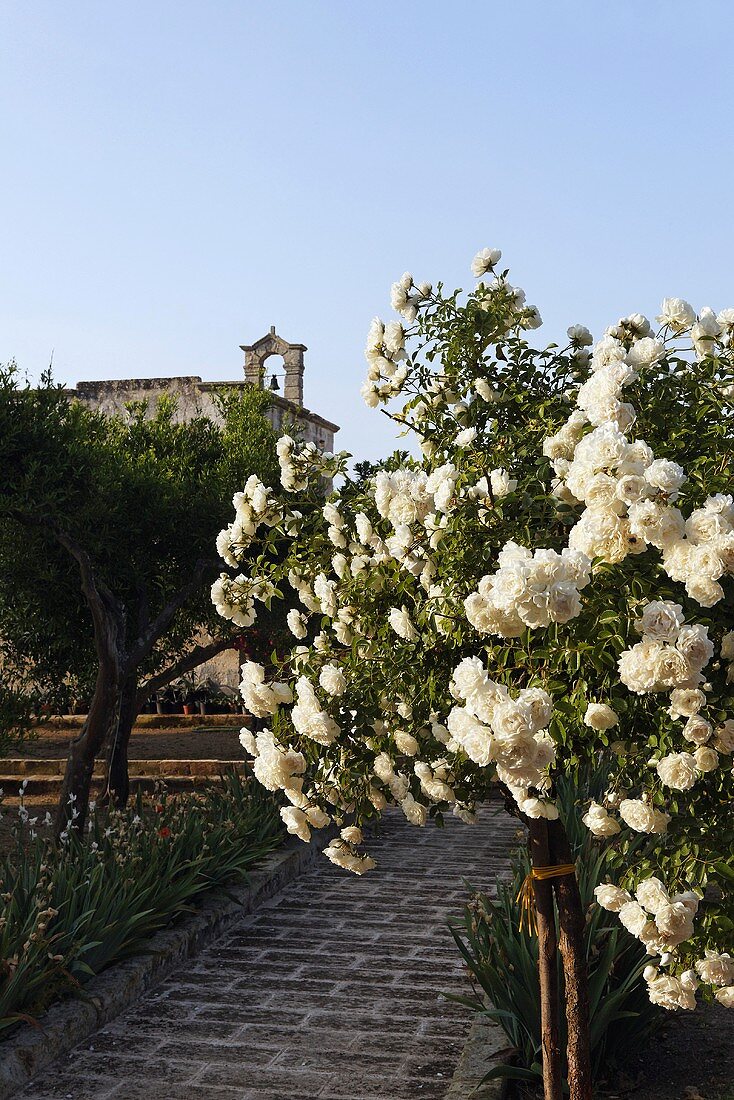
xmin=584 ymin=703 xmax=619 ymax=731
xmin=471 ymin=247 xmax=502 ymax=278
xmin=582 ymin=801 xmax=620 ymax=836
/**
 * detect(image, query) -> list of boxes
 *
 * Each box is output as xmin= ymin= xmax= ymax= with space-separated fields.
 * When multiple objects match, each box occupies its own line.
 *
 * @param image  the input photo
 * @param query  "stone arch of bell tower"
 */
xmin=240 ymin=326 xmax=307 ymax=407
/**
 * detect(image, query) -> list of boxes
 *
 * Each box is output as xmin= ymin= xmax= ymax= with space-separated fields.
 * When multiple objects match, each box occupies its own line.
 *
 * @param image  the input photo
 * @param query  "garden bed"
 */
xmin=0 ymin=774 xmax=283 ymax=1044
xmin=0 ymin=830 xmax=328 ymax=1099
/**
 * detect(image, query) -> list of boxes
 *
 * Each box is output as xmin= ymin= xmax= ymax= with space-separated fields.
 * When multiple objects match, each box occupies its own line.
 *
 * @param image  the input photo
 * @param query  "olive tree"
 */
xmin=0 ymin=367 xmax=281 ymax=826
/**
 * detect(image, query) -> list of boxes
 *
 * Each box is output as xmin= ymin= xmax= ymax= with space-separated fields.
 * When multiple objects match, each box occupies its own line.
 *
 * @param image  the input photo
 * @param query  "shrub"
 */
xmin=211 ymin=249 xmax=734 ymax=1098
xmin=450 ymin=772 xmax=662 ymax=1088
xmin=0 ymin=771 xmax=282 ymax=1033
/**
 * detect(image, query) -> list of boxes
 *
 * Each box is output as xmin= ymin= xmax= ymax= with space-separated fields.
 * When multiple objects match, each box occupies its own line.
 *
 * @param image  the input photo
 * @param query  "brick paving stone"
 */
xmin=17 ymin=808 xmax=515 ymax=1100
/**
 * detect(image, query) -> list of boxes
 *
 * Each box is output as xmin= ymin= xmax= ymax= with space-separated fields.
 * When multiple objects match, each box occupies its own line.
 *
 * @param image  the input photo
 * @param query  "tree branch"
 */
xmin=136 ymin=635 xmax=237 ymax=709
xmin=135 ymin=577 xmax=151 ymax=636
xmin=125 ymin=556 xmax=220 ymax=670
xmin=10 ymin=510 xmax=123 ymax=668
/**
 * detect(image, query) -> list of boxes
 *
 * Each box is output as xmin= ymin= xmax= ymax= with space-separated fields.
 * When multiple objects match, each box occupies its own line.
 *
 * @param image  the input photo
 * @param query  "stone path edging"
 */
xmin=445 ymin=1012 xmax=511 ymax=1099
xmin=0 ymin=834 xmax=324 ymax=1100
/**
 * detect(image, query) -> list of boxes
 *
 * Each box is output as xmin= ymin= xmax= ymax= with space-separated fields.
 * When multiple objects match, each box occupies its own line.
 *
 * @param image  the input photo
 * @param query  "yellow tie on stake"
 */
xmin=517 ymin=864 xmax=577 ymax=935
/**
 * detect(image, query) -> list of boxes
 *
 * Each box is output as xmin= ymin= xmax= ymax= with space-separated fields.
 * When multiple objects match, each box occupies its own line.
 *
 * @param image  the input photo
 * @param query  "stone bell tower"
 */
xmin=240 ymin=326 xmax=307 ymax=407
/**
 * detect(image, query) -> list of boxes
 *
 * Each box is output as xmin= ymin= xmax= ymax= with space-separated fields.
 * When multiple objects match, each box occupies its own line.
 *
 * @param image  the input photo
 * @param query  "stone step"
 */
xmin=30 ymin=714 xmax=246 ymax=731
xmin=0 ymin=758 xmax=243 ymax=778
xmin=0 ymin=760 xmax=245 ymax=798
xmin=4 ymin=775 xmax=245 ymax=800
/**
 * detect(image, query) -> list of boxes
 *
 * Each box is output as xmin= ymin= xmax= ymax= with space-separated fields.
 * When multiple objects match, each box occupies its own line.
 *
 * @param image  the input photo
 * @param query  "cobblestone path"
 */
xmin=19 ymin=810 xmax=517 ymax=1100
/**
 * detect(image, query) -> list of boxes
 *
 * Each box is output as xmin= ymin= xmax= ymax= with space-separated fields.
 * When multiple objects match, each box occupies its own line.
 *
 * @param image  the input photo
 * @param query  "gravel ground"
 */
xmin=601 ymin=1002 xmax=734 ymax=1100
xmin=514 ymin=1001 xmax=734 ymax=1099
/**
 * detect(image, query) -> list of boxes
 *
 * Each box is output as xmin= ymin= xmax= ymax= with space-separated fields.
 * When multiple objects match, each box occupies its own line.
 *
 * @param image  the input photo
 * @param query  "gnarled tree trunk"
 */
xmin=102 ymin=672 xmax=138 ymax=809
xmin=101 ymin=638 xmax=237 ymax=809
xmin=52 ymin=526 xmax=124 ymax=837
xmin=55 ymin=652 xmax=121 ymax=836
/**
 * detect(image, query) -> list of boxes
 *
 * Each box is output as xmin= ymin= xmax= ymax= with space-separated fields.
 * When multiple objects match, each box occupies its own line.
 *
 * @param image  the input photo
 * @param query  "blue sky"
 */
xmin=2 ymin=1 xmax=733 ymax=462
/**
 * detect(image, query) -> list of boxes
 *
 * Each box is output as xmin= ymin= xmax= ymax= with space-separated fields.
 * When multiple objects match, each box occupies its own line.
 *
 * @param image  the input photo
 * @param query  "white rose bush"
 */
xmin=213 ymin=251 xmax=733 ymax=1100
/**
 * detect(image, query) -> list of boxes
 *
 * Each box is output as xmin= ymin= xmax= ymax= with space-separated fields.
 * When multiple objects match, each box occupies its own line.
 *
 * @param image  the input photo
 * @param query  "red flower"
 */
xmin=158 ymin=826 xmax=171 ymax=839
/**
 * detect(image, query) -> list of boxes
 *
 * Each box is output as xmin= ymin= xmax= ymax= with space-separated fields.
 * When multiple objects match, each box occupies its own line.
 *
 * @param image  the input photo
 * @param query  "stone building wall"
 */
xmin=66 ymin=327 xmax=339 ymax=452
xmin=195 ymin=646 xmax=242 ymax=694
xmin=68 ymin=376 xmax=337 ymax=452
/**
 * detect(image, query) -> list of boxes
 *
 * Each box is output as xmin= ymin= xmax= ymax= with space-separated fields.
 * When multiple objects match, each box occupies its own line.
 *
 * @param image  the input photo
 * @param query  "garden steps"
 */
xmin=31 ymin=714 xmax=244 ymax=731
xmin=0 ymin=759 xmax=244 ymax=798
xmin=0 ymin=758 xmax=242 ymax=777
